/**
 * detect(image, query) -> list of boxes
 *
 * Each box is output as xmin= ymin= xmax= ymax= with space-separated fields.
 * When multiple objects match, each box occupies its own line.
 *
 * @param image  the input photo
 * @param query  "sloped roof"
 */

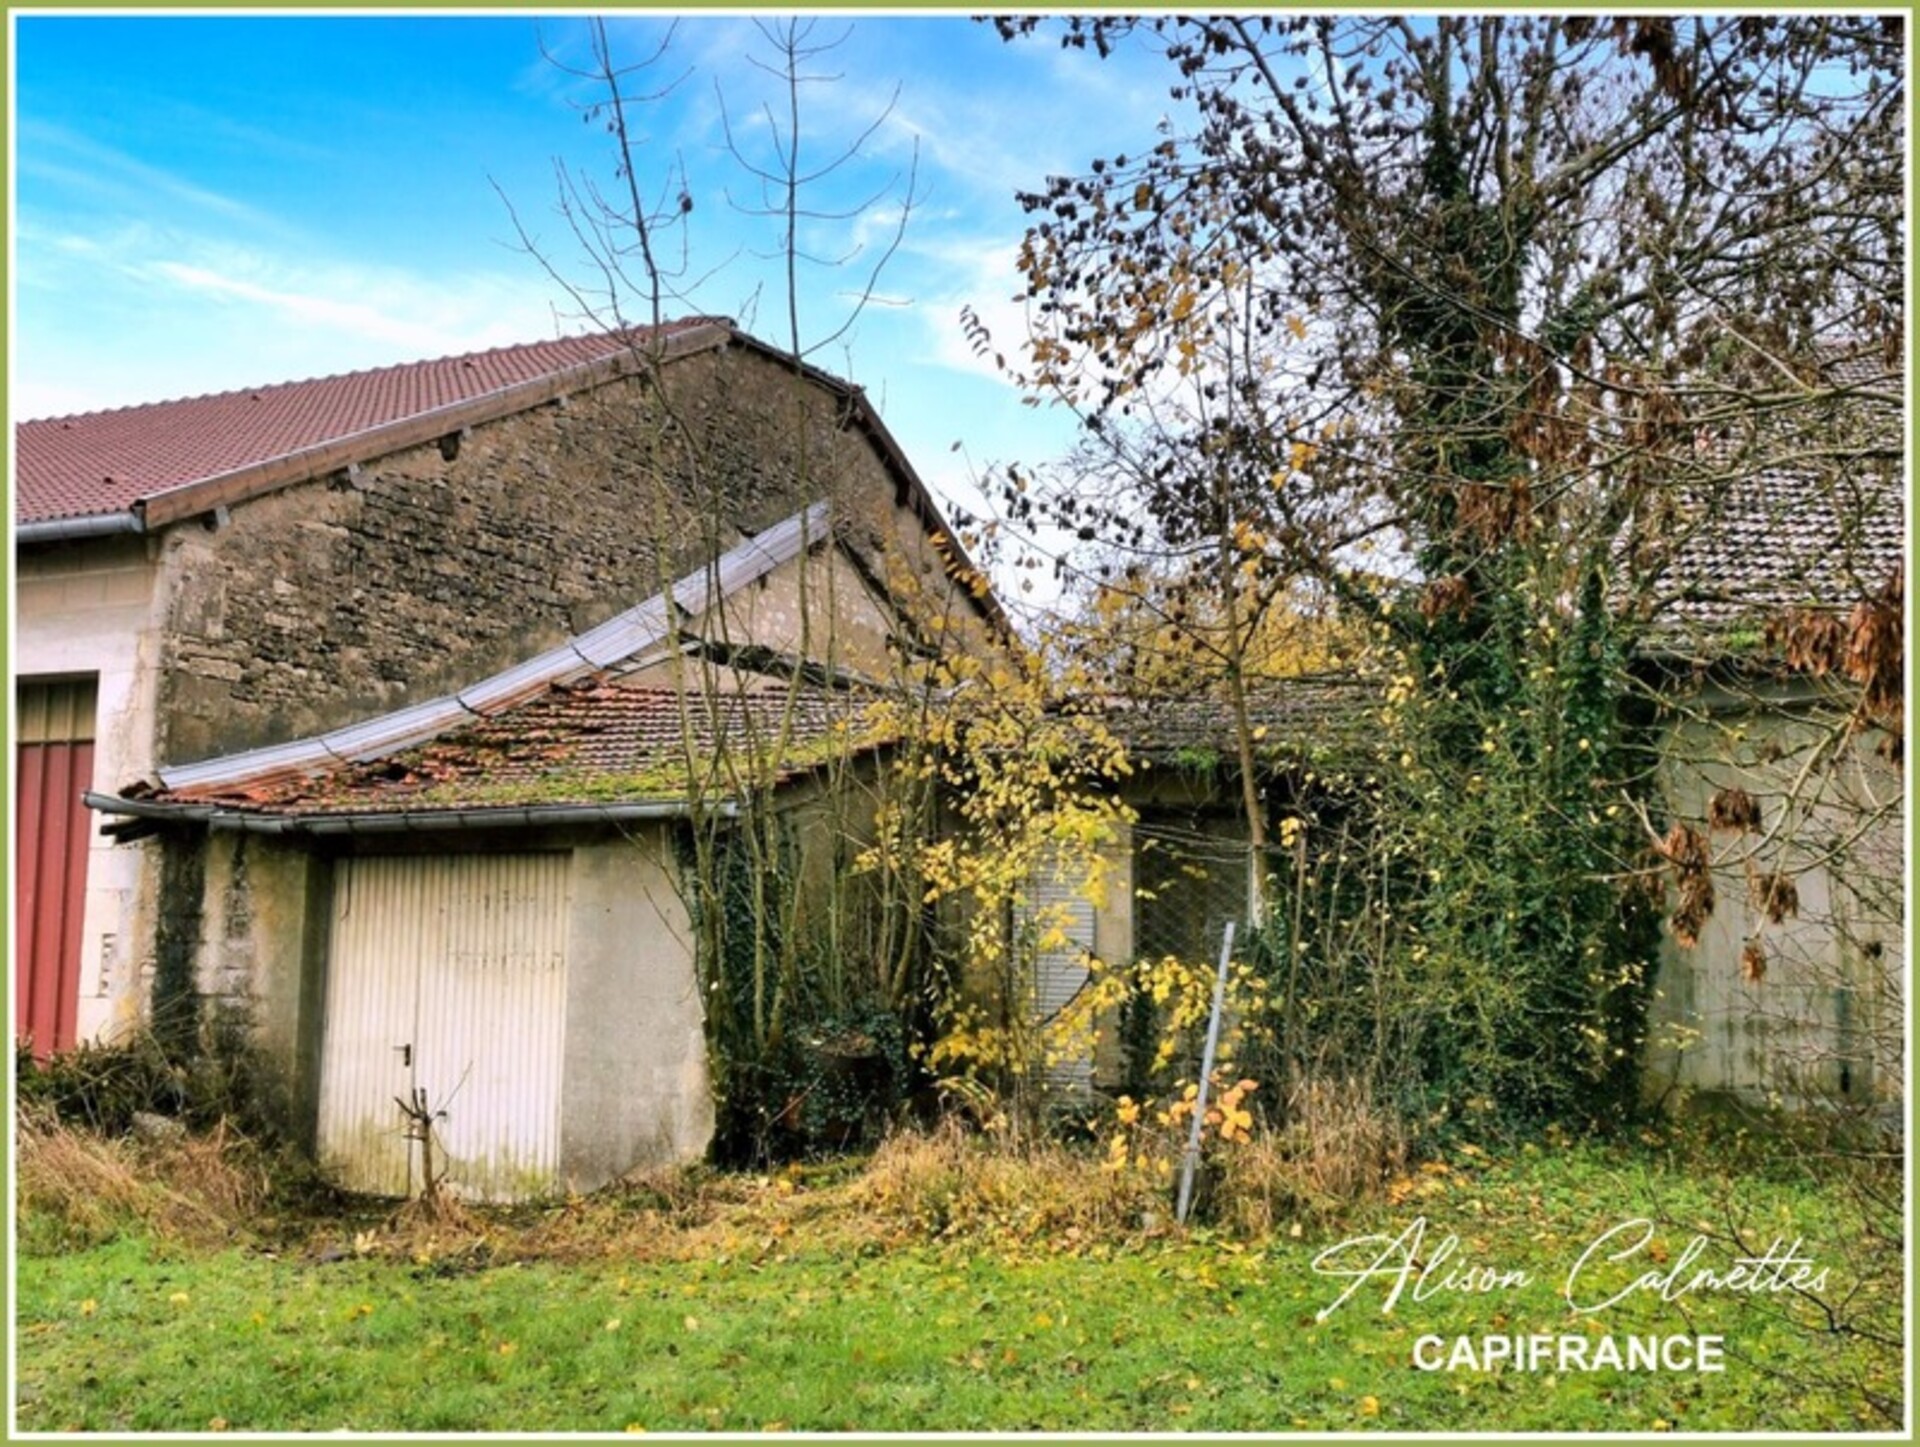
xmin=137 ymin=676 xmax=877 ymax=819
xmin=1815 ymin=342 xmax=1899 ymax=392
xmin=16 ymin=316 xmax=1008 ymax=635
xmin=16 ymin=319 xmax=726 ymax=526
xmin=1641 ymin=341 xmax=1904 ymax=648
xmin=1092 ymin=675 xmax=1374 ymax=761
xmin=1649 ymin=466 xmax=1904 ymax=642
xmin=82 ymin=498 xmax=896 ymax=833
xmin=146 ymin=500 xmax=834 ymax=799
xmin=125 ymin=673 xmax=1360 ymax=825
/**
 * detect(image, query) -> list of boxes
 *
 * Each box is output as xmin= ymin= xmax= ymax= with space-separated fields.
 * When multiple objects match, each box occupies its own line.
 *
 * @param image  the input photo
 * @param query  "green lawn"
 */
xmin=14 ymin=1141 xmax=1899 ymax=1432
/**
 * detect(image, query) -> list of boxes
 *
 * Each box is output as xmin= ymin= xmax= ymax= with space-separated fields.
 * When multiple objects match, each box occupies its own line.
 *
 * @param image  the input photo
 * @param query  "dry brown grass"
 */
xmin=365 ymin=1125 xmax=1173 ymax=1267
xmin=18 ymin=1091 xmax=1408 ymax=1266
xmin=503 ymin=1167 xmax=809 ymax=1264
xmin=1214 ymin=1075 xmax=1408 ymax=1235
xmin=16 ymin=1108 xmax=271 ymax=1251
xmin=852 ymin=1118 xmax=1167 ymax=1240
xmin=384 ymin=1181 xmax=482 ymax=1239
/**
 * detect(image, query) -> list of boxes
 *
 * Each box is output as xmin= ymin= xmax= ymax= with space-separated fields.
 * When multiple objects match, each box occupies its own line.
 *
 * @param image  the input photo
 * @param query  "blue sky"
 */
xmin=12 ymin=12 xmax=1184 ymax=576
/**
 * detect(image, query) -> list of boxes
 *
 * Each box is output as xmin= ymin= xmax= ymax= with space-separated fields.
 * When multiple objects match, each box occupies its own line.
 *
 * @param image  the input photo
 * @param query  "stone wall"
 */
xmin=154 ymin=343 xmax=960 ymax=765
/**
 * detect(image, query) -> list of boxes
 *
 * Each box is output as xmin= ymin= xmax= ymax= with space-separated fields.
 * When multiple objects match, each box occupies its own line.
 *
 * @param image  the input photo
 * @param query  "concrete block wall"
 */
xmin=1645 ymin=693 xmax=1904 ymax=1109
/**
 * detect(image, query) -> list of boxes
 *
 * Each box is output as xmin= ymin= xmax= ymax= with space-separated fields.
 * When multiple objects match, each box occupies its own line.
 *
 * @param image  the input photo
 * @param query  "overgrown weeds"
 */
xmin=16 ymin=1106 xmax=273 ymax=1253
xmin=14 ymin=1101 xmax=1402 ymax=1270
xmin=16 ymin=1016 xmax=287 ymax=1142
xmin=854 ymin=1119 xmax=1167 ymax=1239
xmin=1214 ymin=1075 xmax=1408 ymax=1234
xmin=16 ymin=1035 xmax=188 ymax=1135
xmin=38 ymin=1094 xmax=1881 ymax=1279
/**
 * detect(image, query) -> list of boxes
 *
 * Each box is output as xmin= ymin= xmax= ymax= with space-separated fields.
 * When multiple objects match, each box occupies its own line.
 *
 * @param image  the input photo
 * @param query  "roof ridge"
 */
xmin=18 ymin=317 xmax=732 ymax=427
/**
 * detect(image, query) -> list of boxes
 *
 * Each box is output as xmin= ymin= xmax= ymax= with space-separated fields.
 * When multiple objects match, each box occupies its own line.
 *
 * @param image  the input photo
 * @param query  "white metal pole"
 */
xmin=1176 ymin=919 xmax=1236 ymax=1225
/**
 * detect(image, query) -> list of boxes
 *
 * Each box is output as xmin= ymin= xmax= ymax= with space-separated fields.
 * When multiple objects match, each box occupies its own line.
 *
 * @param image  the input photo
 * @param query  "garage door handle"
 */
xmin=396 ymin=1043 xmax=412 ymax=1067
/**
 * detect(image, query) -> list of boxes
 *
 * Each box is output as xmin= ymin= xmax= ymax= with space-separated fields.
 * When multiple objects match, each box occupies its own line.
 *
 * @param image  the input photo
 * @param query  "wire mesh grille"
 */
xmin=1132 ymin=820 xmax=1251 ymax=966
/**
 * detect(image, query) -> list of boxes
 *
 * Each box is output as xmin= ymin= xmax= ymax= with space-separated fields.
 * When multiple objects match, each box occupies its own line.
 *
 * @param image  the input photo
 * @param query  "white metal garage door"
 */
xmin=318 ymin=853 xmax=571 ymax=1201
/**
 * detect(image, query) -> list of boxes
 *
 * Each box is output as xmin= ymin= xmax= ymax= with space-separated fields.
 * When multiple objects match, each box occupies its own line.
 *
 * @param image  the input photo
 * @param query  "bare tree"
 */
xmin=496 ymin=17 xmax=952 ymax=1161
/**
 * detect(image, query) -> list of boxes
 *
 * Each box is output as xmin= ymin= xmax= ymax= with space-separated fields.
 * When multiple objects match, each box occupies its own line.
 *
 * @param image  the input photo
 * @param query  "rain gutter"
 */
xmin=15 ymin=512 xmax=145 ymax=544
xmin=84 ymin=791 xmax=738 ymax=835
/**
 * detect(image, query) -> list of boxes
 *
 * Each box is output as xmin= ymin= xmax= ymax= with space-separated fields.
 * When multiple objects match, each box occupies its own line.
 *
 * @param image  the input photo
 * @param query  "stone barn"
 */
xmin=17 ymin=321 xmax=1001 ymax=1195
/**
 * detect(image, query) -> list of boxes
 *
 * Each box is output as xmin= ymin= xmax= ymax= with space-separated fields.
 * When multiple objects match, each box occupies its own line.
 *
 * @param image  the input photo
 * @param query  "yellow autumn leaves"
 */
xmin=860 ymin=637 xmax=1138 ymax=1100
xmin=1104 ymin=1072 xmax=1261 ymax=1176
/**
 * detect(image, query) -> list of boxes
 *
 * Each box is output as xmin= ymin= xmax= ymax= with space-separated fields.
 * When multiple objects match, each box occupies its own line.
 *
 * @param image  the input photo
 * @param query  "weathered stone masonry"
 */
xmin=155 ymin=345 xmax=910 ymax=766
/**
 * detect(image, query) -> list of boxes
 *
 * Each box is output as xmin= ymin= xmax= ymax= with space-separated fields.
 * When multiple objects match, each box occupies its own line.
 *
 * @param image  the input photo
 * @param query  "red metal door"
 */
xmin=15 ymin=679 xmax=97 ymax=1058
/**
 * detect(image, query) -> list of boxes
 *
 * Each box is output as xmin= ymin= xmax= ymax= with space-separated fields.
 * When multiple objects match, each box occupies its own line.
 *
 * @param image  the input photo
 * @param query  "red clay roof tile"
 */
xmin=16 ymin=320 xmax=722 ymax=525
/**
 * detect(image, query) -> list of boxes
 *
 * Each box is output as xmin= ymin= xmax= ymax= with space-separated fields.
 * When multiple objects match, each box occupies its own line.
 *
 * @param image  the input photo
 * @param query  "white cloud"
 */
xmin=16 ymin=120 xmax=284 ymax=233
xmin=14 ymin=218 xmax=566 ymax=414
xmin=900 ymin=234 xmax=1035 ymax=390
xmin=145 ymin=260 xmax=519 ymax=357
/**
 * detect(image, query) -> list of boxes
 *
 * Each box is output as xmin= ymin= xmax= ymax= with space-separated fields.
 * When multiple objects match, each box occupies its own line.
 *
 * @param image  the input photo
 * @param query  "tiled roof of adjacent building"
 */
xmin=1812 ymin=339 xmax=1900 ymax=392
xmin=1648 ymin=465 xmax=1904 ymax=643
xmin=15 ymin=318 xmax=727 ymax=525
xmin=1091 ymin=675 xmax=1375 ymax=761
xmin=1641 ymin=339 xmax=1904 ymax=647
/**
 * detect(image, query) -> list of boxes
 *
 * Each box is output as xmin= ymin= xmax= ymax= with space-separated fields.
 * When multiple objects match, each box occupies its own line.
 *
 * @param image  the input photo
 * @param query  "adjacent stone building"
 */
xmin=1631 ymin=362 xmax=1905 ymax=1113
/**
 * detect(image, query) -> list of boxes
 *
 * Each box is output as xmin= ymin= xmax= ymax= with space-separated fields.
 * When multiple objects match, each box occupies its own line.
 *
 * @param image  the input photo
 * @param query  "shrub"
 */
xmin=857 ymin=1093 xmax=1406 ymax=1244
xmin=15 ymin=1035 xmax=187 ymax=1135
xmin=1214 ymin=1075 xmax=1408 ymax=1234
xmin=16 ymin=1010 xmax=288 ymax=1144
